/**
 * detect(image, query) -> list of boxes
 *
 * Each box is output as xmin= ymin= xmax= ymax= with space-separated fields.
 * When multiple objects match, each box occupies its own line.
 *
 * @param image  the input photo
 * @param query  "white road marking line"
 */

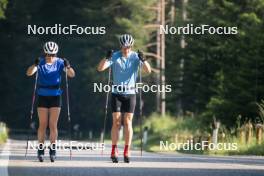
xmin=6 ymin=160 xmax=264 ymax=170
xmin=0 ymin=140 xmax=10 ymax=176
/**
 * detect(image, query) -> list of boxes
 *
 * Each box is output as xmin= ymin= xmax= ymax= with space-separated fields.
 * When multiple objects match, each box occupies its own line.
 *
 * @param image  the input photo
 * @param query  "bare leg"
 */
xmin=111 ymin=112 xmax=121 ymax=145
xmin=49 ymin=107 xmax=61 ymax=144
xmin=124 ymin=113 xmax=133 ymax=146
xmin=37 ymin=108 xmax=49 ymax=144
xmin=123 ymin=113 xmax=134 ymax=156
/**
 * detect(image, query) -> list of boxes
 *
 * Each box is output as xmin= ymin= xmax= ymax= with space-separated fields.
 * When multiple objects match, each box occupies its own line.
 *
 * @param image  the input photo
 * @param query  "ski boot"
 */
xmin=37 ymin=144 xmax=45 ymax=162
xmin=49 ymin=143 xmax=56 ymax=162
xmin=124 ymin=156 xmax=130 ymax=163
xmin=111 ymin=155 xmax=119 ymax=163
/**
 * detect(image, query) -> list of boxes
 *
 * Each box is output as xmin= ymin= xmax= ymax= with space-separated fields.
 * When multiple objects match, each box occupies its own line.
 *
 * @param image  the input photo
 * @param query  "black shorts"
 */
xmin=37 ymin=95 xmax=62 ymax=108
xmin=111 ymin=93 xmax=136 ymax=113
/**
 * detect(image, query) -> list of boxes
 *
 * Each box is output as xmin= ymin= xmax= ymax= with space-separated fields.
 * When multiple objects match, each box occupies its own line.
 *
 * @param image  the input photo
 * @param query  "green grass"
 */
xmin=133 ymin=113 xmax=264 ymax=156
xmin=133 ymin=113 xmax=205 ymax=152
xmin=227 ymin=138 xmax=264 ymax=156
xmin=236 ymin=143 xmax=264 ymax=155
xmin=0 ymin=122 xmax=8 ymax=144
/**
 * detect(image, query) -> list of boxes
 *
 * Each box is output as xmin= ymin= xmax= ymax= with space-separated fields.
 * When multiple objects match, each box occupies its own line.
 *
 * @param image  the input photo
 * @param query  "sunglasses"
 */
xmin=122 ymin=46 xmax=131 ymax=49
xmin=46 ymin=54 xmax=56 ymax=57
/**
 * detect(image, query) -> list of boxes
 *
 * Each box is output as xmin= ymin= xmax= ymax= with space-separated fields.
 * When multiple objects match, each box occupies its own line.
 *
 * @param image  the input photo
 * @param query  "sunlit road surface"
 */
xmin=0 ymin=139 xmax=264 ymax=176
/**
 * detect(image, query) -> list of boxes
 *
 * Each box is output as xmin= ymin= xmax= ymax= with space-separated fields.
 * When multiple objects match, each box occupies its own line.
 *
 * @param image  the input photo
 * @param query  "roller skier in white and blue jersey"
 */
xmin=97 ymin=34 xmax=151 ymax=163
xmin=26 ymin=41 xmax=75 ymax=162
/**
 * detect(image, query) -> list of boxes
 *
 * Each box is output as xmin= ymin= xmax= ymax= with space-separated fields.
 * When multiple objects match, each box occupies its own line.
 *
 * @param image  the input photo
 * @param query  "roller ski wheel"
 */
xmin=37 ymin=150 xmax=44 ymax=162
xmin=124 ymin=156 xmax=130 ymax=163
xmin=111 ymin=155 xmax=119 ymax=163
xmin=49 ymin=144 xmax=56 ymax=163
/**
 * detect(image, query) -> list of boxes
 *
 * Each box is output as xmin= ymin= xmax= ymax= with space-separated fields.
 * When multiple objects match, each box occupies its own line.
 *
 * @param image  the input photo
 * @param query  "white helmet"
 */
xmin=43 ymin=41 xmax=58 ymax=54
xmin=119 ymin=34 xmax=134 ymax=47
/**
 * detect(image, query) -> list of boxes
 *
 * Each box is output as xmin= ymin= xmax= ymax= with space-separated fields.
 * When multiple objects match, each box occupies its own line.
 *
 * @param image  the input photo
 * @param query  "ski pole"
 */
xmin=102 ymin=67 xmax=111 ymax=154
xmin=139 ymin=63 xmax=143 ymax=157
xmin=65 ymin=68 xmax=72 ymax=159
xmin=25 ymin=70 xmax=38 ymax=158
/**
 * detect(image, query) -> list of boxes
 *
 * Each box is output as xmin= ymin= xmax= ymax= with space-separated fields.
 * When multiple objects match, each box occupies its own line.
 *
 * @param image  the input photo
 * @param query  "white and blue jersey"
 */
xmin=106 ymin=51 xmax=141 ymax=94
xmin=37 ymin=57 xmax=64 ymax=96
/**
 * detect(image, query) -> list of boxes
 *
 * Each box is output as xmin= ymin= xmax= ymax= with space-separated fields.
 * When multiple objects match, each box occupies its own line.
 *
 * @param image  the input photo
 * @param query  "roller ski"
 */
xmin=37 ymin=144 xmax=45 ymax=162
xmin=49 ymin=144 xmax=56 ymax=162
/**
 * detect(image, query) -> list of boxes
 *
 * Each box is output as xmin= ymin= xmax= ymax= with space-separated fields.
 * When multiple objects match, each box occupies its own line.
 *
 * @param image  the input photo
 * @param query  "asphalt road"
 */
xmin=0 ymin=139 xmax=264 ymax=176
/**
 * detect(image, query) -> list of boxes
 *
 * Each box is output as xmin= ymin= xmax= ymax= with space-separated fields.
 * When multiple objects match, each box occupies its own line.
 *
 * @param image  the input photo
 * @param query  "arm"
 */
xmin=66 ymin=67 xmax=75 ymax=78
xmin=138 ymin=50 xmax=151 ymax=74
xmin=97 ymin=58 xmax=109 ymax=72
xmin=26 ymin=65 xmax=37 ymax=76
xmin=142 ymin=61 xmax=151 ymax=74
xmin=63 ymin=58 xmax=75 ymax=78
xmin=26 ymin=58 xmax=39 ymax=76
xmin=97 ymin=50 xmax=114 ymax=72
